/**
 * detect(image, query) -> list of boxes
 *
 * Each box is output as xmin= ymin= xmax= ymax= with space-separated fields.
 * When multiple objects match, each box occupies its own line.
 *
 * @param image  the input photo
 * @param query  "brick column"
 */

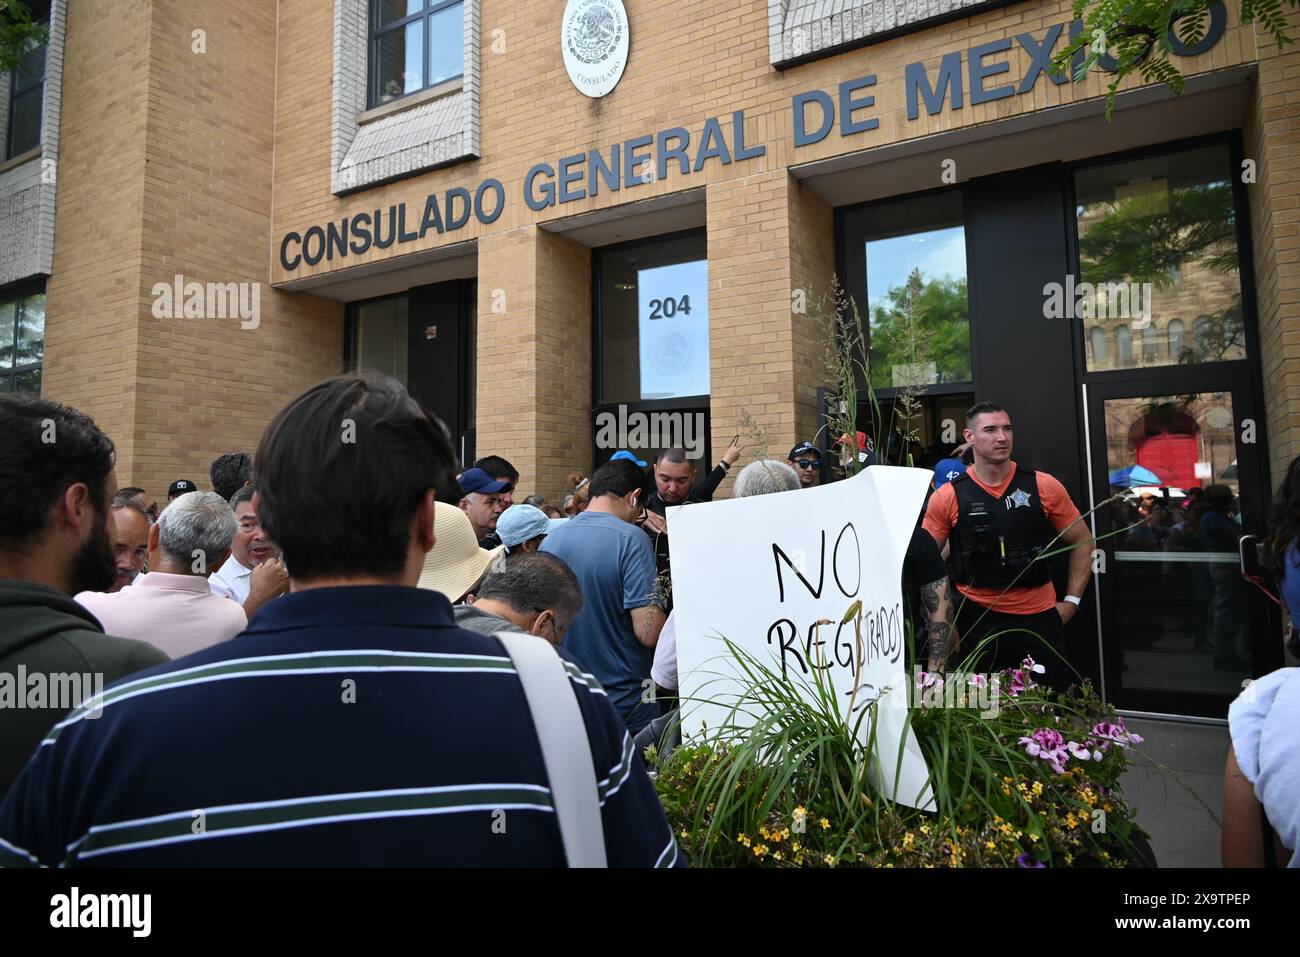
xmin=476 ymin=226 xmax=592 ymax=502
xmin=1246 ymin=8 xmax=1300 ymax=485
xmin=706 ymin=170 xmax=834 ymax=492
xmin=44 ymin=0 xmax=341 ymax=496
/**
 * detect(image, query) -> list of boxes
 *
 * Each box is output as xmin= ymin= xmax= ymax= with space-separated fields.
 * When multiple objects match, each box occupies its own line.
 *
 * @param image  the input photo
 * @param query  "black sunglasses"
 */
xmin=794 ymin=459 xmax=821 ymax=470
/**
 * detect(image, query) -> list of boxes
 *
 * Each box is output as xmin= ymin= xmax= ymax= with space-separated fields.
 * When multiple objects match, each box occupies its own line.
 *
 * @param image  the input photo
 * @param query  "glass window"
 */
xmin=1142 ymin=324 xmax=1158 ymax=359
xmin=861 ymin=192 xmax=971 ymax=392
xmin=1102 ymin=391 xmax=1251 ymax=688
xmin=1115 ymin=324 xmax=1133 ymax=366
xmin=6 ymin=3 xmax=48 ymax=159
xmin=353 ymin=295 xmax=408 ymax=384
xmin=1090 ymin=326 xmax=1108 ymax=364
xmin=369 ymin=0 xmax=463 ymax=107
xmin=0 ymin=286 xmax=44 ymax=393
xmin=597 ymin=232 xmax=709 ymax=404
xmin=1075 ymin=143 xmax=1246 ymax=372
xmin=1168 ymin=318 xmax=1186 ymax=358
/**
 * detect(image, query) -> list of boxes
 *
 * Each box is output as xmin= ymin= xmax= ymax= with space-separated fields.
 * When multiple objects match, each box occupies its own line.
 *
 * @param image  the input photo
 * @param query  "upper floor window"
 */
xmin=6 ymin=0 xmax=49 ymax=159
xmin=369 ymin=0 xmax=463 ymax=108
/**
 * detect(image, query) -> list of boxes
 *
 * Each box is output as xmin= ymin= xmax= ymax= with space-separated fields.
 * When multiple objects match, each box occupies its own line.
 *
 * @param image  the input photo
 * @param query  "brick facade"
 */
xmin=23 ymin=0 xmax=1300 ymax=505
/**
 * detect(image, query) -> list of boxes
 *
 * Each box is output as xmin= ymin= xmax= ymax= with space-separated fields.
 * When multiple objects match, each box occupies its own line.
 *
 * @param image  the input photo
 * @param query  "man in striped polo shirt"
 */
xmin=0 ymin=373 xmax=682 ymax=868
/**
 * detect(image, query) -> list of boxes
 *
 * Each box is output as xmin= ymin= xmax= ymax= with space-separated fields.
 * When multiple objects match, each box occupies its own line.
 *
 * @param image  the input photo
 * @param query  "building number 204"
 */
xmin=648 ymin=295 xmax=692 ymax=320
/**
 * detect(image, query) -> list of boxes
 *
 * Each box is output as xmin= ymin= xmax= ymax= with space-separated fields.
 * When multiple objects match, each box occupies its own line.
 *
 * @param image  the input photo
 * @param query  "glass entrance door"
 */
xmin=1084 ymin=366 xmax=1279 ymax=717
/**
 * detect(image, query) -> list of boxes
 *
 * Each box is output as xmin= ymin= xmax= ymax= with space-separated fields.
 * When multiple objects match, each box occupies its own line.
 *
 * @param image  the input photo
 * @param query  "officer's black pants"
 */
xmin=953 ymin=600 xmax=1075 ymax=692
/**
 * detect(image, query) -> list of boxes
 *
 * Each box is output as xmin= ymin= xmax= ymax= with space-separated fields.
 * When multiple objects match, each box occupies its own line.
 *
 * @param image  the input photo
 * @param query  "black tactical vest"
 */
xmin=947 ymin=468 xmax=1056 ymax=588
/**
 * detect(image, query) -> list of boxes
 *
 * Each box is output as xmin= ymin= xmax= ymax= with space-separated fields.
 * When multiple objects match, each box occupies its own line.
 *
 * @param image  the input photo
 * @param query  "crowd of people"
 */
xmin=0 ymin=375 xmax=1294 ymax=867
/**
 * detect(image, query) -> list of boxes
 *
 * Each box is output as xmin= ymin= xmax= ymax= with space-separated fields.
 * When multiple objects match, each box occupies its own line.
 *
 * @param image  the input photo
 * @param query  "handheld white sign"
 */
xmin=670 ymin=465 xmax=935 ymax=810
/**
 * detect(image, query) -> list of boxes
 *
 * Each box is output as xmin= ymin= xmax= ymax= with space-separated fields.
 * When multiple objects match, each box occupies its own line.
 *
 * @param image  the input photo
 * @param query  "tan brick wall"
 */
xmin=272 ymin=0 xmax=1257 ymax=287
xmin=706 ymin=170 xmax=834 ymax=493
xmin=44 ymin=0 xmax=342 ymax=500
xmin=475 ymin=227 xmax=591 ymax=503
xmin=1247 ymin=8 xmax=1300 ymax=488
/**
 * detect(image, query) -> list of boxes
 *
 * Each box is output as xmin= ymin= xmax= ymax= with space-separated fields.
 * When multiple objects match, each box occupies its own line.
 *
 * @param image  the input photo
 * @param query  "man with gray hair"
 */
xmin=732 ymin=459 xmax=800 ymax=498
xmin=454 ymin=551 xmax=584 ymax=646
xmin=76 ymin=491 xmax=247 ymax=659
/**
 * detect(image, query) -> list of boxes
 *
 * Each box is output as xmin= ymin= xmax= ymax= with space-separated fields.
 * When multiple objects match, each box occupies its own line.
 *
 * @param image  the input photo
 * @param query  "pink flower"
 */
xmin=916 ymin=671 xmax=944 ymax=690
xmin=1092 ymin=719 xmax=1144 ymax=748
xmin=1067 ymin=740 xmax=1102 ymax=761
xmin=1021 ymin=657 xmax=1046 ymax=675
xmin=1019 ymin=728 xmax=1069 ymax=774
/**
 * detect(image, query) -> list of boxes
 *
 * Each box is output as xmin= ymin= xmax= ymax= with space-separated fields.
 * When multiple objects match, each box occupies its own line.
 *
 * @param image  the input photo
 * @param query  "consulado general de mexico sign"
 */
xmin=279 ymin=5 xmax=1228 ymax=272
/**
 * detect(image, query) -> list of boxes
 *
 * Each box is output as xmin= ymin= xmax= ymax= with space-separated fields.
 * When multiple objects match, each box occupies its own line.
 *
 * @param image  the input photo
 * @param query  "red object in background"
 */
xmin=1134 ymin=432 xmax=1199 ymax=489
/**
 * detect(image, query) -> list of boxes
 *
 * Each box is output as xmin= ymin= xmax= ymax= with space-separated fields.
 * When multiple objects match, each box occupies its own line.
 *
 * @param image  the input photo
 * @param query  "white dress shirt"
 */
xmin=208 ymin=555 xmax=253 ymax=606
xmin=76 ymin=572 xmax=247 ymax=660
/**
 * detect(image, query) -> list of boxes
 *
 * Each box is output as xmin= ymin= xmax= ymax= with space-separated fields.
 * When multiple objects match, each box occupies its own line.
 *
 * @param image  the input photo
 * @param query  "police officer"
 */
xmin=922 ymin=402 xmax=1093 ymax=688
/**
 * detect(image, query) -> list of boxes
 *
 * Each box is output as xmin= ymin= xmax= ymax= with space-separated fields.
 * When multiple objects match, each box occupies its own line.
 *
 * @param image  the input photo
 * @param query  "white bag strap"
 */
xmin=495 ymin=632 xmax=607 ymax=868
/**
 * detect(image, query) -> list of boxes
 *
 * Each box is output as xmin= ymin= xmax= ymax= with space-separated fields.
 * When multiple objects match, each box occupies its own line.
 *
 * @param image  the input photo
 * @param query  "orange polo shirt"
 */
xmin=922 ymin=461 xmax=1081 ymax=615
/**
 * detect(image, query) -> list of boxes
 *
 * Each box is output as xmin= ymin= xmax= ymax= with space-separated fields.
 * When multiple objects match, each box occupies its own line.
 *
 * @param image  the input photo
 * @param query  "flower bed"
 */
xmin=651 ymin=652 xmax=1151 ymax=868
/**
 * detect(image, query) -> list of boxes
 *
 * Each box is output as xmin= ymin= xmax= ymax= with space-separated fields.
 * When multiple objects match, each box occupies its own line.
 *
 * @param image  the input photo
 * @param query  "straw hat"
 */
xmin=418 ymin=501 xmax=503 ymax=601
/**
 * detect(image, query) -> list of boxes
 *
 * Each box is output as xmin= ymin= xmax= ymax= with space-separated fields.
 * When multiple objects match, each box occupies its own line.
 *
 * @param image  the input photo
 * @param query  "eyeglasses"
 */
xmin=795 ymin=459 xmax=821 ymax=470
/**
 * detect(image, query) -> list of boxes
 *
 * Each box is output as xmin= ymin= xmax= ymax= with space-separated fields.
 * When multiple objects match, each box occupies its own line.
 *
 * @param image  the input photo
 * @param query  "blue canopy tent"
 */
xmin=1108 ymin=464 xmax=1163 ymax=487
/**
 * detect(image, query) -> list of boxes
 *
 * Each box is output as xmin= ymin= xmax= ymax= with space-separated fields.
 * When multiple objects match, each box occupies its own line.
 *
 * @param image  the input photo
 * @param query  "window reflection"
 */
xmin=862 ymin=192 xmax=971 ymax=391
xmin=1076 ymin=144 xmax=1245 ymax=372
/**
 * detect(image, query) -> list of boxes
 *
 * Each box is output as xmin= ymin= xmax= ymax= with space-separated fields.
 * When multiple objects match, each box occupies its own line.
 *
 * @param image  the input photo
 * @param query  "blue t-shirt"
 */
xmin=541 ymin=511 xmax=658 ymax=732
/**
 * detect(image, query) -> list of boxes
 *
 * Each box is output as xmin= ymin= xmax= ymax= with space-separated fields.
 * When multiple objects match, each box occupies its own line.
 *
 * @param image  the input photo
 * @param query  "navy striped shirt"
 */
xmin=0 ymin=586 xmax=682 ymax=867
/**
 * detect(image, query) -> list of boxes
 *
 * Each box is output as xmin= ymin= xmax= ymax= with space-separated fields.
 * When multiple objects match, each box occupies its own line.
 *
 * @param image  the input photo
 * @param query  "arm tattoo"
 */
xmin=927 ymin=622 xmax=952 ymax=663
xmin=919 ymin=578 xmax=943 ymax=616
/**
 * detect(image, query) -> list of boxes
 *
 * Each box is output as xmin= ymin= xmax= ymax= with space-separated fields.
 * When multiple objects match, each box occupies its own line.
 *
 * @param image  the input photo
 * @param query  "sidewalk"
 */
xmin=1119 ymin=717 xmax=1227 ymax=868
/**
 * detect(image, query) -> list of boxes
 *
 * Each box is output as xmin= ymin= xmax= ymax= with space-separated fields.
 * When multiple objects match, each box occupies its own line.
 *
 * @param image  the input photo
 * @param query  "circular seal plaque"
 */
xmin=561 ymin=0 xmax=629 ymax=98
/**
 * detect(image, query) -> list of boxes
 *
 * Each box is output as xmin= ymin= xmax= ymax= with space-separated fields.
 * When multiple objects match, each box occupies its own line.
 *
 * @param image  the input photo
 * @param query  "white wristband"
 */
xmin=1063 ymin=595 xmax=1082 ymax=606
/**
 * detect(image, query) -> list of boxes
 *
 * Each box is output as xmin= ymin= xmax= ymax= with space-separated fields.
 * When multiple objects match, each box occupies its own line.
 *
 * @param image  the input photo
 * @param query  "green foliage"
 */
xmin=1079 ymin=182 xmax=1236 ymax=284
xmin=653 ymin=636 xmax=1152 ymax=867
xmin=1055 ymin=0 xmax=1298 ymax=118
xmin=868 ymin=269 xmax=971 ymax=392
xmin=1 ymin=0 xmax=47 ymax=77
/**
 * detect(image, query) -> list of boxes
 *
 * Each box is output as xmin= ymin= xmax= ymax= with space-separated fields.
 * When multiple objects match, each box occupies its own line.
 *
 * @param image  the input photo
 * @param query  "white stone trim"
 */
xmin=0 ymin=0 xmax=64 ymax=287
xmin=331 ymin=0 xmax=479 ymax=195
xmin=770 ymin=0 xmax=1003 ymax=66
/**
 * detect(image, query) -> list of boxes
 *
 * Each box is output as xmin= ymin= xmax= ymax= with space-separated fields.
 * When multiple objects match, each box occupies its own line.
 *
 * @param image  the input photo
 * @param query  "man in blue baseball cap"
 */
xmin=610 ymin=450 xmax=648 ymax=468
xmin=933 ymin=457 xmax=967 ymax=489
xmin=496 ymin=504 xmax=553 ymax=554
xmin=457 ymin=467 xmax=511 ymax=547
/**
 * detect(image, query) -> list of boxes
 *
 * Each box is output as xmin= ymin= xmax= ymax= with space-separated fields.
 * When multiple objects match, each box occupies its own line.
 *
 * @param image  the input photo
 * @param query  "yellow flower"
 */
xmin=742 ymin=836 xmax=751 ymax=848
xmin=1065 ymin=814 xmax=1078 ymax=829
xmin=999 ymin=823 xmax=1014 ymax=836
xmin=1103 ymin=802 xmax=1114 ymax=812
xmin=820 ymin=818 xmax=831 ymax=830
xmin=759 ymin=826 xmax=770 ymax=840
xmin=1031 ymin=782 xmax=1044 ymax=796
xmin=823 ymin=853 xmax=836 ymax=866
xmin=902 ymin=832 xmax=915 ymax=848
xmin=792 ymin=841 xmax=801 ymax=852
xmin=774 ymin=851 xmax=783 ymax=861
xmin=780 ymin=828 xmax=790 ymax=841
xmin=919 ymin=825 xmax=930 ymax=835
xmin=753 ymin=843 xmax=769 ymax=857
xmin=986 ymin=841 xmax=996 ymax=850
xmin=736 ymin=832 xmax=747 ymax=843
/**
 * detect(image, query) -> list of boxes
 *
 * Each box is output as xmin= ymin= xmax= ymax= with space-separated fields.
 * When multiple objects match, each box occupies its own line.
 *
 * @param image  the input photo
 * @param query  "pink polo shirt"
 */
xmin=76 ymin=572 xmax=247 ymax=660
